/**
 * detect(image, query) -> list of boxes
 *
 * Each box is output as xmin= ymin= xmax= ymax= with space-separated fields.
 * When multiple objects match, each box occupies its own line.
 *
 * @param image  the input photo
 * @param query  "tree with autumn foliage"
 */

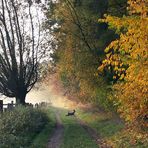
xmin=49 ymin=0 xmax=103 ymax=103
xmin=99 ymin=0 xmax=148 ymax=127
xmin=46 ymin=0 xmax=127 ymax=109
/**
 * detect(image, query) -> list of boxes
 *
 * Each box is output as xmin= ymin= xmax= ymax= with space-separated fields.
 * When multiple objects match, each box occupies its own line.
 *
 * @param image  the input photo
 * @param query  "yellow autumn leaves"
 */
xmin=98 ymin=0 xmax=148 ymax=127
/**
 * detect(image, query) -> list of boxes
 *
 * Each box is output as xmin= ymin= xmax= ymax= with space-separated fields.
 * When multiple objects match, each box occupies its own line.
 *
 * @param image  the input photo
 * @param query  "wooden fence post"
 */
xmin=0 ymin=100 xmax=3 ymax=112
xmin=7 ymin=101 xmax=14 ymax=111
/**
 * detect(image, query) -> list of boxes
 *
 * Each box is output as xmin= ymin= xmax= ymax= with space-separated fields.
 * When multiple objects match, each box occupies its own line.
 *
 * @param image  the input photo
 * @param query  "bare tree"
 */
xmin=0 ymin=0 xmax=45 ymax=104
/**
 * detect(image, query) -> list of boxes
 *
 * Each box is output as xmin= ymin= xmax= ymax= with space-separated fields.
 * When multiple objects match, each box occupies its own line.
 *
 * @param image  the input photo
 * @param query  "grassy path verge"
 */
xmin=30 ymin=106 xmax=148 ymax=148
xmin=30 ymin=109 xmax=56 ymax=148
xmin=30 ymin=106 xmax=126 ymax=148
xmin=30 ymin=107 xmax=99 ymax=148
xmin=59 ymin=108 xmax=98 ymax=148
xmin=76 ymin=108 xmax=124 ymax=147
xmin=76 ymin=109 xmax=124 ymax=139
xmin=76 ymin=109 xmax=148 ymax=147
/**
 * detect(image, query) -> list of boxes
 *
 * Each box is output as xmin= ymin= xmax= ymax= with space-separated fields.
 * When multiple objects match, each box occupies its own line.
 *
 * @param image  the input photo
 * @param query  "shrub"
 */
xmin=0 ymin=106 xmax=48 ymax=148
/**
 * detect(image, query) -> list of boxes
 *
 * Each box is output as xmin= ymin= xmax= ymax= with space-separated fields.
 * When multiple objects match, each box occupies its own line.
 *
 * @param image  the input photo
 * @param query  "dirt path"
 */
xmin=76 ymin=116 xmax=112 ymax=148
xmin=47 ymin=111 xmax=64 ymax=148
xmin=47 ymin=110 xmax=112 ymax=148
xmin=26 ymin=83 xmax=112 ymax=148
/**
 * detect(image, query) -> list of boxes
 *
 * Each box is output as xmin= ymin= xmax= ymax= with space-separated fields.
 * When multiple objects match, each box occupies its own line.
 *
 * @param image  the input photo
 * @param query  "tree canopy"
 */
xmin=47 ymin=0 xmax=148 ymax=129
xmin=98 ymin=0 xmax=148 ymax=127
xmin=0 ymin=0 xmax=50 ymax=104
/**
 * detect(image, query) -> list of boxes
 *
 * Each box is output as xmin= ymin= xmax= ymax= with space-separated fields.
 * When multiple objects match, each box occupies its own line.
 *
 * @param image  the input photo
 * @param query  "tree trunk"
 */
xmin=16 ymin=92 xmax=26 ymax=105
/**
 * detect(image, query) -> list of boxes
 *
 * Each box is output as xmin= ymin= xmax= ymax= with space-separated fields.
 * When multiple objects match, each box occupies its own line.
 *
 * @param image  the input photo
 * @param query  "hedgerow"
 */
xmin=0 ymin=106 xmax=48 ymax=148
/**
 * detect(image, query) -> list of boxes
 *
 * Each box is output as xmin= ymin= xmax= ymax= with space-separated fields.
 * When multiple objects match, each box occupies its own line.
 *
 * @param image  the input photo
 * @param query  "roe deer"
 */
xmin=66 ymin=110 xmax=76 ymax=116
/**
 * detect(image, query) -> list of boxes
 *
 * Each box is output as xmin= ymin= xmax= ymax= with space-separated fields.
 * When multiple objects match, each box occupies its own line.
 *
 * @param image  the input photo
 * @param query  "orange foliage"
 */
xmin=99 ymin=0 xmax=148 ymax=127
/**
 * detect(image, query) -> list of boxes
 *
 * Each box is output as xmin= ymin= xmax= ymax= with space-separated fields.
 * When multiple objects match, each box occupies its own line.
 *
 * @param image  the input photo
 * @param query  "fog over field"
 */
xmin=1 ymin=82 xmax=75 ymax=109
xmin=0 ymin=85 xmax=51 ymax=105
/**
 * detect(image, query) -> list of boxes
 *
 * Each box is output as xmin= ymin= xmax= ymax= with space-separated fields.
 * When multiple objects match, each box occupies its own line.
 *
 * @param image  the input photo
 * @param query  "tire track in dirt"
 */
xmin=47 ymin=111 xmax=64 ymax=148
xmin=75 ymin=116 xmax=112 ymax=148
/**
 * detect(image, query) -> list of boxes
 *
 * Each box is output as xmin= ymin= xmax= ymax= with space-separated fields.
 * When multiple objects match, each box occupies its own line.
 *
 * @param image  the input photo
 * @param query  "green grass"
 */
xmin=30 ymin=108 xmax=56 ymax=148
xmin=32 ymin=107 xmax=98 ymax=148
xmin=59 ymin=109 xmax=98 ymax=148
xmin=76 ymin=109 xmax=124 ymax=138
xmin=2 ymin=104 xmax=146 ymax=147
xmin=30 ymin=106 xmax=148 ymax=148
xmin=30 ymin=107 xmax=147 ymax=148
xmin=76 ymin=108 xmax=148 ymax=147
